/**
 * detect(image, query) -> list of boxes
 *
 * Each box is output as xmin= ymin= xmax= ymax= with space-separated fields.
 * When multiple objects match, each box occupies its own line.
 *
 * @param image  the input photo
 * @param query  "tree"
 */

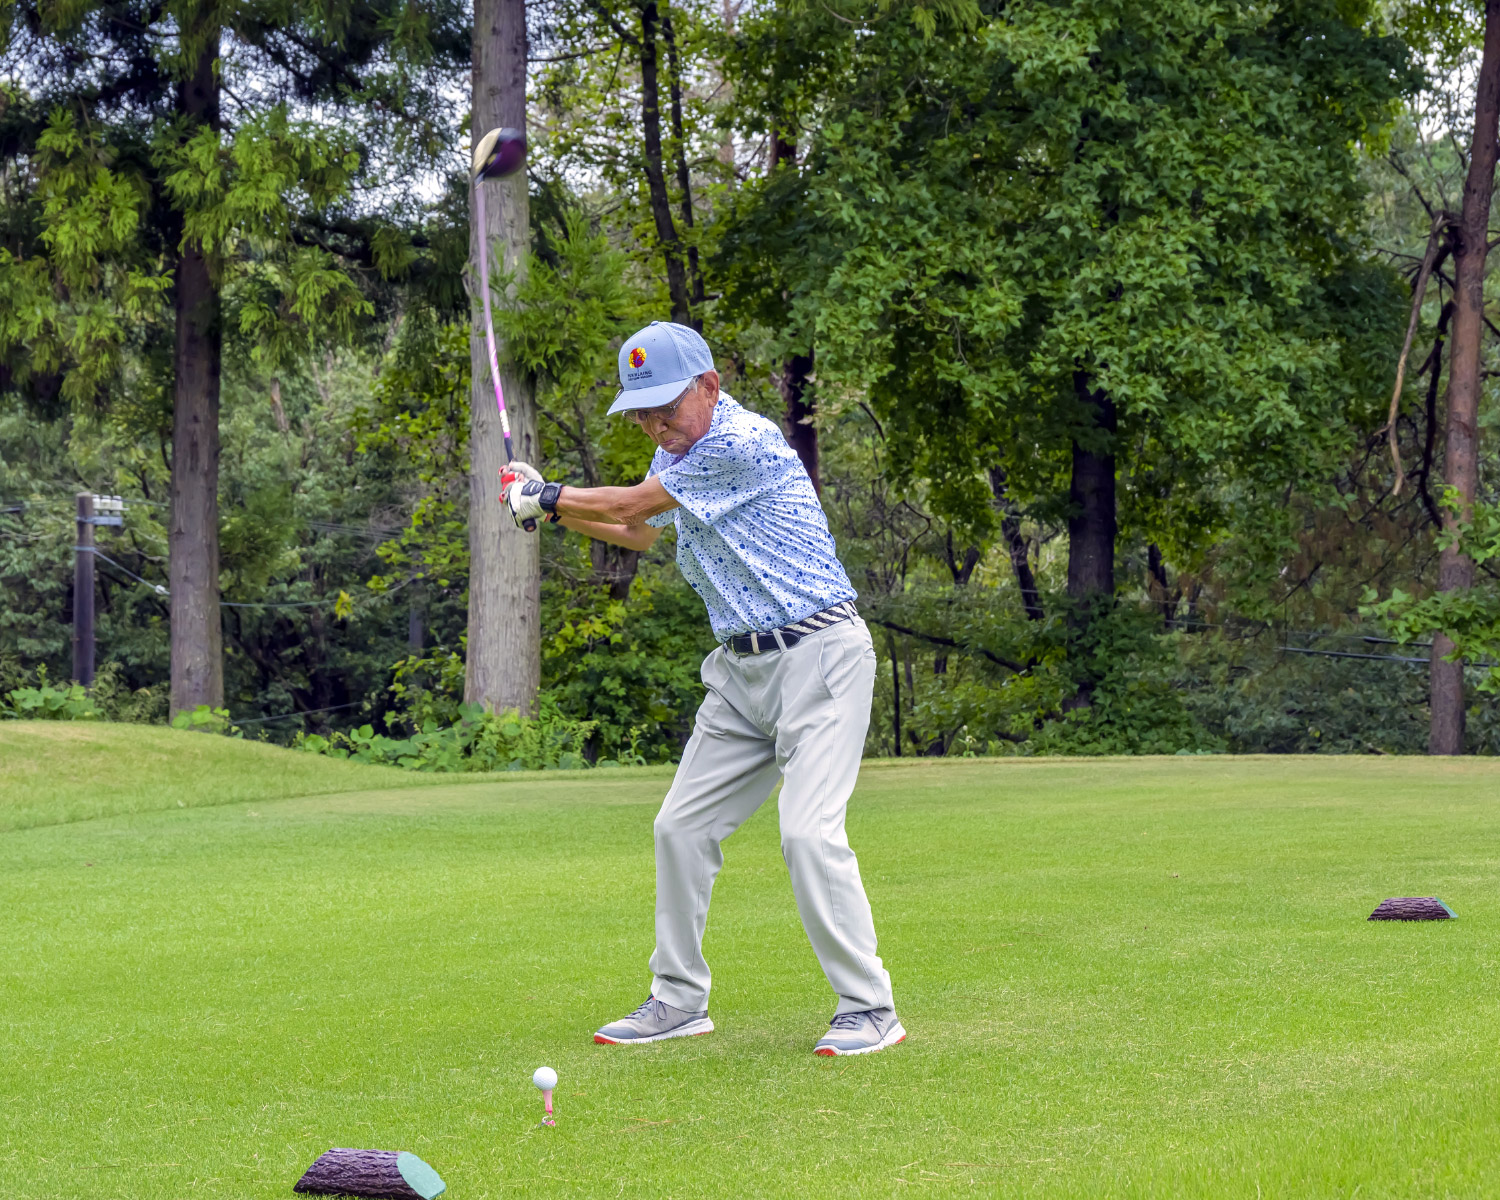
xmin=723 ymin=0 xmax=1411 ymax=707
xmin=1 ymin=0 xmax=465 ymax=713
xmin=1429 ymin=1 xmax=1500 ymax=754
xmin=509 ymin=0 xmax=733 ymax=611
xmin=532 ymin=0 xmax=730 ymax=331
xmin=467 ymin=0 xmax=542 ymax=712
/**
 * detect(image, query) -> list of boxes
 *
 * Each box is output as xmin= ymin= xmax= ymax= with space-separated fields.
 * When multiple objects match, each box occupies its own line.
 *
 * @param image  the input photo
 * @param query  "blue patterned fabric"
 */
xmin=646 ymin=394 xmax=857 ymax=640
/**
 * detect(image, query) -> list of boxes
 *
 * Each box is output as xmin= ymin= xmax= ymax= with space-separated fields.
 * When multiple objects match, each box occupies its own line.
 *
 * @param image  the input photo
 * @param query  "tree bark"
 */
xmin=1414 ymin=299 xmax=1455 ymax=529
xmin=169 ymin=30 xmax=224 ymax=716
xmin=408 ymin=591 xmax=425 ymax=651
xmin=768 ymin=133 xmax=820 ymax=491
xmin=988 ymin=466 xmax=1043 ymax=620
xmin=661 ymin=5 xmax=704 ymax=311
xmin=780 ymin=349 xmax=819 ymax=492
xmin=1067 ymin=377 xmax=1116 ymax=602
xmin=468 ymin=0 xmax=540 ymax=712
xmin=638 ymin=1 xmax=694 ymax=326
xmin=1064 ymin=373 xmax=1116 ymax=710
xmin=887 ymin=631 xmax=901 ymax=756
xmin=591 ymin=540 xmax=640 ymax=601
xmin=1430 ymin=0 xmax=1500 ymax=756
xmin=1146 ymin=543 xmax=1179 ymax=629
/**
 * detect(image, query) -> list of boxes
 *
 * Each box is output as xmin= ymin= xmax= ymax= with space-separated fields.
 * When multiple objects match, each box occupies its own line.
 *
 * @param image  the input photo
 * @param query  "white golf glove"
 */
xmin=503 ymin=460 xmax=544 ymax=485
xmin=500 ymin=461 xmax=559 ymax=530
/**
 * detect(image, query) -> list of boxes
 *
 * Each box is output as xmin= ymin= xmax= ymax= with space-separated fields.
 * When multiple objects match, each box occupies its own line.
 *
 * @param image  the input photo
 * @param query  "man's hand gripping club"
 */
xmin=500 ymin=461 xmax=560 ymax=530
xmin=500 ymin=462 xmax=674 ymax=549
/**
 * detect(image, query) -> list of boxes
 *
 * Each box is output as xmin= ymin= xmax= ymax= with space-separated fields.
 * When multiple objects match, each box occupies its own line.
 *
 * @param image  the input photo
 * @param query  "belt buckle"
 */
xmin=724 ymin=633 xmax=751 ymax=658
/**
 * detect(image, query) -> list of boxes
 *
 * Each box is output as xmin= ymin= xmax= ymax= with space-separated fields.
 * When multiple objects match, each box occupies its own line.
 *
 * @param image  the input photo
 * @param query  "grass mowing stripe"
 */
xmin=3 ymin=756 xmax=1499 ymax=1196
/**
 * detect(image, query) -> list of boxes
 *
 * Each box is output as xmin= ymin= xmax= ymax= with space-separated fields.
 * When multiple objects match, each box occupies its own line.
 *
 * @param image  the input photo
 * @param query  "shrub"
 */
xmin=170 ymin=706 xmax=243 ymax=737
xmin=3 ymin=677 xmax=99 ymax=720
xmin=294 ymin=696 xmax=598 ymax=771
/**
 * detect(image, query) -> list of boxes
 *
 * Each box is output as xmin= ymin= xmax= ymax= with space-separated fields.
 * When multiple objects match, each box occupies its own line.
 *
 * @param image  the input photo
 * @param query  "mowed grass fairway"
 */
xmin=4 ymin=726 xmax=1500 ymax=1198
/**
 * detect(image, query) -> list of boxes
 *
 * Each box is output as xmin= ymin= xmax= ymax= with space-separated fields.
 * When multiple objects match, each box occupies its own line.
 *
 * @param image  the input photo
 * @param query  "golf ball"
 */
xmin=533 ymin=1066 xmax=558 ymax=1091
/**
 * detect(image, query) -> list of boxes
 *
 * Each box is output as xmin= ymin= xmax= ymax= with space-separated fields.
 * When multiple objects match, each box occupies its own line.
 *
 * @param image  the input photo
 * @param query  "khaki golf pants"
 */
xmin=649 ymin=616 xmax=895 ymax=1015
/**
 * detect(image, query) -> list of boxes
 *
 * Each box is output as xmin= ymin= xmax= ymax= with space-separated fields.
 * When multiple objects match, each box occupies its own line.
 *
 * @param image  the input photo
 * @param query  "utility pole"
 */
xmin=72 ymin=494 xmax=126 ymax=687
xmin=73 ymin=493 xmax=95 ymax=685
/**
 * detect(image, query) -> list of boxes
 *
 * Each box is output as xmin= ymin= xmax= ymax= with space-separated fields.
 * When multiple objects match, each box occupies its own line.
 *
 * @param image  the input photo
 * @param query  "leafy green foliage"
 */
xmin=3 ymin=678 xmax=98 ymax=720
xmin=1365 ymin=492 xmax=1500 ymax=695
xmin=360 ymin=321 xmax=473 ymax=598
xmin=170 ymin=705 xmax=243 ymax=736
xmin=724 ymin=0 xmax=1412 ymax=545
xmin=0 ymin=0 xmax=470 ymax=410
xmin=294 ymin=697 xmax=597 ymax=771
xmin=4 ymin=0 xmax=1492 ymax=759
xmin=541 ymin=561 xmax=715 ymax=763
xmin=0 ymin=352 xmax=455 ymax=738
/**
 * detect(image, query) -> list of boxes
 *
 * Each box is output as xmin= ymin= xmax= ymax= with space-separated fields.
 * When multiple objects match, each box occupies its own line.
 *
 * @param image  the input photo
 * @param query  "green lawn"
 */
xmin=4 ymin=728 xmax=1499 ymax=1198
xmin=0 ymin=721 xmax=491 ymax=833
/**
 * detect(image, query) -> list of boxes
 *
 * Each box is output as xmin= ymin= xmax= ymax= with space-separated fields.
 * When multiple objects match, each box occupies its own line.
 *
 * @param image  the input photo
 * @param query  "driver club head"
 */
xmin=473 ymin=127 xmax=527 ymax=181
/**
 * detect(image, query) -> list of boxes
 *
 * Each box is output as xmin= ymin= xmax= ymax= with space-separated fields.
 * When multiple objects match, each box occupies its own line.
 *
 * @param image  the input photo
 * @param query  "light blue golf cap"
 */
xmin=609 ymin=321 xmax=715 ymax=414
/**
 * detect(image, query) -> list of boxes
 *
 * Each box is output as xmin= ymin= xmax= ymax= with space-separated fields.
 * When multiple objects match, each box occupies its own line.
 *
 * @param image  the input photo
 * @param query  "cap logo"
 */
xmin=628 ymin=347 xmax=647 ymax=369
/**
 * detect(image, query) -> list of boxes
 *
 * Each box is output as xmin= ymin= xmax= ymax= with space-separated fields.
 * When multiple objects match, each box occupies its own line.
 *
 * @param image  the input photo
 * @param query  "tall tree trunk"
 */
xmin=770 ymin=135 xmax=818 ymax=490
xmin=660 ymin=6 xmax=704 ymax=312
xmin=887 ymin=631 xmax=901 ymax=756
xmin=467 ymin=0 xmax=540 ymax=712
xmin=1064 ymin=373 xmax=1117 ymax=711
xmin=168 ymin=29 xmax=224 ymax=716
xmin=716 ymin=0 xmax=741 ymax=166
xmin=591 ymin=541 xmax=640 ymax=601
xmin=408 ymin=590 xmax=425 ymax=651
xmin=988 ymin=466 xmax=1043 ymax=620
xmin=638 ymin=1 xmax=694 ymax=326
xmin=780 ymin=348 xmax=819 ymax=492
xmin=1146 ymin=543 xmax=1178 ymax=629
xmin=1430 ymin=0 xmax=1500 ymax=756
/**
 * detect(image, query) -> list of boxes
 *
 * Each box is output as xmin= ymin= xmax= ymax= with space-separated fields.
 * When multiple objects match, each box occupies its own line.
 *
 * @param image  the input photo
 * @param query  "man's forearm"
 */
xmin=556 ymin=485 xmax=651 ymax=524
xmin=557 ymin=515 xmax=659 ymax=552
xmin=555 ymin=481 xmax=676 ymax=525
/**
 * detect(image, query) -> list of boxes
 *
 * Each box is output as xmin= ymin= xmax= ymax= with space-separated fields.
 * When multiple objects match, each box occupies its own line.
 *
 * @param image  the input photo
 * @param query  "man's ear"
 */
xmin=700 ymin=370 xmax=721 ymax=403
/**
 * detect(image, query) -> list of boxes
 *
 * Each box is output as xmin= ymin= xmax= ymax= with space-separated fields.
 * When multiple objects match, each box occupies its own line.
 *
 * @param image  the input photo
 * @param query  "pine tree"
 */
xmin=0 ymin=0 xmax=467 ymax=712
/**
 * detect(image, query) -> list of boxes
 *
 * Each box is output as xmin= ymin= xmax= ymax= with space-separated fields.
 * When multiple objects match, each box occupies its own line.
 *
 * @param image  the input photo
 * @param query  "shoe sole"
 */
xmin=594 ymin=1017 xmax=714 ymax=1045
xmin=814 ymin=1020 xmax=907 ymax=1057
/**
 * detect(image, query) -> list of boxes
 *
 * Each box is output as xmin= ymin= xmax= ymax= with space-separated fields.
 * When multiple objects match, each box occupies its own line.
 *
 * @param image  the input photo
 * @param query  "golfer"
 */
xmin=502 ymin=321 xmax=903 ymax=1057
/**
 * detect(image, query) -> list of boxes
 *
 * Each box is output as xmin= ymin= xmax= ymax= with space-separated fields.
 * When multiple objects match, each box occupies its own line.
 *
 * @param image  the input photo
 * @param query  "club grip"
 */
xmin=523 ymin=518 xmax=537 ymax=532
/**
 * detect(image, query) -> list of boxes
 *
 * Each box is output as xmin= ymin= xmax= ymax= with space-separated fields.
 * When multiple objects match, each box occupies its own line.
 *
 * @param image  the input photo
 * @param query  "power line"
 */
xmin=83 ymin=547 xmax=167 ymax=594
xmin=1175 ymin=618 xmax=1435 ymax=650
xmin=222 ymin=599 xmax=324 ymax=609
xmin=1275 ymin=645 xmax=1430 ymax=665
xmin=84 ymin=547 xmax=325 ymax=609
xmin=233 ymin=701 xmax=365 ymax=725
xmin=1274 ymin=644 xmax=1498 ymax=669
xmin=6 ymin=497 xmax=400 ymax=540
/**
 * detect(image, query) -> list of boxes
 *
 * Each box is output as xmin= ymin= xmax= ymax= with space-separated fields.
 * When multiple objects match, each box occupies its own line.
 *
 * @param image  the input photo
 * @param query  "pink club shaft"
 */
xmin=474 ymin=183 xmax=514 ymax=464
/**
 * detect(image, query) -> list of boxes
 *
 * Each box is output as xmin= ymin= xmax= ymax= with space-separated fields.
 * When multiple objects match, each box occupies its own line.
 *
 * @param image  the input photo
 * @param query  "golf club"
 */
xmin=471 ymin=126 xmax=532 ymax=528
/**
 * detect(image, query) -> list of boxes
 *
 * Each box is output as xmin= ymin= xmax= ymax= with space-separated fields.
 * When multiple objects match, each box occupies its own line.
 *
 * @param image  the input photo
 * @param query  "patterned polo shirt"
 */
xmin=646 ymin=394 xmax=857 ymax=640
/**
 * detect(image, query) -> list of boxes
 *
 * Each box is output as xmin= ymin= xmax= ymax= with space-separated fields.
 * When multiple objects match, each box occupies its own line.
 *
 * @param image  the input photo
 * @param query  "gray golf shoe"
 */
xmin=593 ymin=996 xmax=713 ymax=1045
xmin=813 ymin=1007 xmax=907 ymax=1056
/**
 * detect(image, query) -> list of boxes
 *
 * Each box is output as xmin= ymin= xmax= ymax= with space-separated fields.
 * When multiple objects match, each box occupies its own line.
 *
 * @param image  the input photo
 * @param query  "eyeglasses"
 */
xmin=627 ymin=384 xmax=693 ymax=426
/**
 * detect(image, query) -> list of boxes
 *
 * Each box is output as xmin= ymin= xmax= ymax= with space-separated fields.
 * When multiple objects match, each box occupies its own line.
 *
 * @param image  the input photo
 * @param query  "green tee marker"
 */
xmin=396 ymin=1152 xmax=446 ymax=1199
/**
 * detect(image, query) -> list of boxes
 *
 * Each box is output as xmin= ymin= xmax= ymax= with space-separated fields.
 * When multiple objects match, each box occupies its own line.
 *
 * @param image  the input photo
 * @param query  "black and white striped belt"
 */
xmin=722 ymin=601 xmax=858 ymax=657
